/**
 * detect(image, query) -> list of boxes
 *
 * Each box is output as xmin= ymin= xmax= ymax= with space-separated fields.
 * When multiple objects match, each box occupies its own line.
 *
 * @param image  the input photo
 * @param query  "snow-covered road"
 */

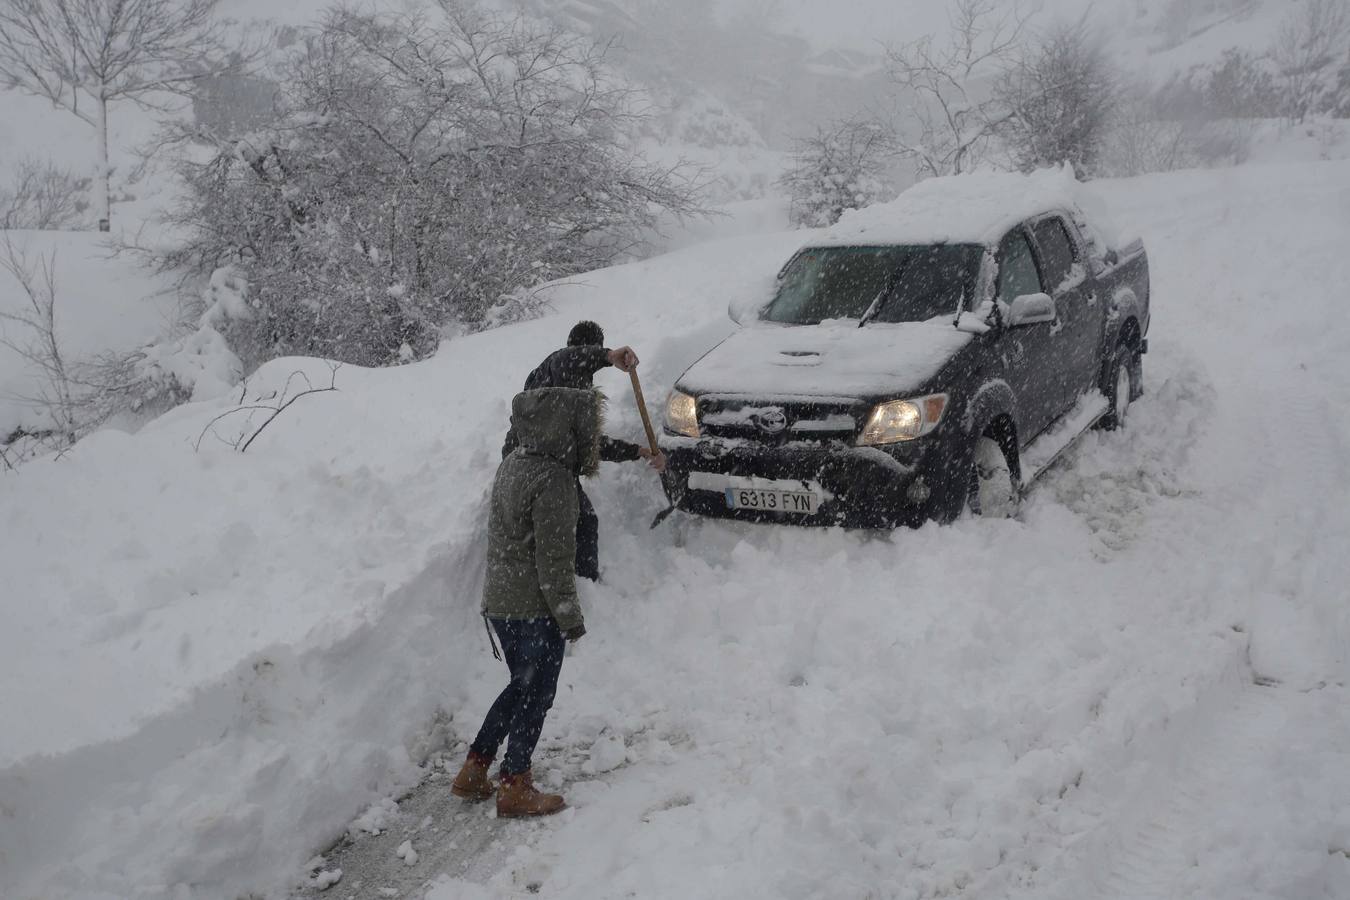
xmin=3 ymin=161 xmax=1349 ymax=899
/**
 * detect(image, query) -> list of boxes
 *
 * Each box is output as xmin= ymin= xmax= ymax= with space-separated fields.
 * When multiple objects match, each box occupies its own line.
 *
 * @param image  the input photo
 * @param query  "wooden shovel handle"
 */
xmin=629 ymin=368 xmax=660 ymax=454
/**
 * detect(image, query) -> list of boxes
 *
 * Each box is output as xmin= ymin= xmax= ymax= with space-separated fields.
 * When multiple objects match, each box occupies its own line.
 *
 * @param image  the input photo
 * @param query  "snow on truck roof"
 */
xmin=813 ymin=166 xmax=1087 ymax=248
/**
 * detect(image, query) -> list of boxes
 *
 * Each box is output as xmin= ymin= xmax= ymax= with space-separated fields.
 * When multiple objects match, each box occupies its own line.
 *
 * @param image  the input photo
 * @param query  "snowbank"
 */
xmin=0 ymin=228 xmax=801 ymax=898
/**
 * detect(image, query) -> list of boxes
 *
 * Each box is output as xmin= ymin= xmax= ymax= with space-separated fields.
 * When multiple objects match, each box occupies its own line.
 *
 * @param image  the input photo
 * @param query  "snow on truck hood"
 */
xmin=676 ymin=319 xmax=972 ymax=399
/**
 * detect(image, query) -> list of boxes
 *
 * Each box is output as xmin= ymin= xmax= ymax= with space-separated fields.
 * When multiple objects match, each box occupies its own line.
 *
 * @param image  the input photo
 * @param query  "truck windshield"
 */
xmin=763 ymin=244 xmax=983 ymax=325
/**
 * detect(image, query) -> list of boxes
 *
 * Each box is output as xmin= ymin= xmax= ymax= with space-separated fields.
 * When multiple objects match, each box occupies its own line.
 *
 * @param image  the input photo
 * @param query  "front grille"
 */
xmin=697 ymin=395 xmax=866 ymax=443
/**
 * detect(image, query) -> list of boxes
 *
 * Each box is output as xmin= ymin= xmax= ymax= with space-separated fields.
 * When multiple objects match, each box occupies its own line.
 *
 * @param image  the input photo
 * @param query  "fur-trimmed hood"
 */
xmin=509 ymin=387 xmax=603 ymax=477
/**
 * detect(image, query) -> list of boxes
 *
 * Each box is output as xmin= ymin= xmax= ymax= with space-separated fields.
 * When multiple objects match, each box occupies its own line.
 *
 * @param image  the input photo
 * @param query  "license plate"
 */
xmin=725 ymin=486 xmax=819 ymax=514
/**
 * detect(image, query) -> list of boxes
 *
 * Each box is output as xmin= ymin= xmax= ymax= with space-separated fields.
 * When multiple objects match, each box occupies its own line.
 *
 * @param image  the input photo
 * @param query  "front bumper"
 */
xmin=660 ymin=433 xmax=965 ymax=528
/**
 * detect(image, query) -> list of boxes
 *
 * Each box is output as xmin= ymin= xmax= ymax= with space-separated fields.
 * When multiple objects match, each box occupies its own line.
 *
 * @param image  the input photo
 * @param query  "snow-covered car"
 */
xmin=658 ymin=169 xmax=1150 ymax=527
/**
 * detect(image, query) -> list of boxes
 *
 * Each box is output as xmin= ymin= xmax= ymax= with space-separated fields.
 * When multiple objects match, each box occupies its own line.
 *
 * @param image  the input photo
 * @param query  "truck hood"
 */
xmin=676 ymin=319 xmax=973 ymax=400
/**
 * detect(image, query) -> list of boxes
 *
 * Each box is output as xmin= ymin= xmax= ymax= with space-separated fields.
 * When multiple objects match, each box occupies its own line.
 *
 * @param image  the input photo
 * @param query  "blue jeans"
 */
xmin=470 ymin=617 xmax=567 ymax=775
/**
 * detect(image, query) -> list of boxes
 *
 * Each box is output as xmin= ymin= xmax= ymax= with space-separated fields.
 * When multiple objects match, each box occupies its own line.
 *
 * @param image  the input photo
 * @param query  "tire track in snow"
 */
xmin=1048 ymin=659 xmax=1329 ymax=900
xmin=1045 ymin=335 xmax=1350 ymax=900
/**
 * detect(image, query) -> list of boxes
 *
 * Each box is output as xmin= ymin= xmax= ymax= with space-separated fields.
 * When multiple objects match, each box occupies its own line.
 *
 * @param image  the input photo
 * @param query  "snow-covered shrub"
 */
xmin=999 ymin=19 xmax=1118 ymax=177
xmin=642 ymin=90 xmax=776 ymax=202
xmin=1154 ymin=50 xmax=1282 ymax=122
xmin=778 ymin=118 xmax=898 ymax=227
xmin=659 ymin=92 xmax=765 ymax=151
xmin=1098 ymin=80 xmax=1256 ymax=177
xmin=0 ymin=157 xmax=91 ymax=230
xmin=1271 ymin=0 xmax=1350 ymax=123
xmin=1206 ymin=49 xmax=1282 ymax=119
xmin=133 ymin=266 xmax=246 ymax=403
xmin=1329 ymin=53 xmax=1350 ymax=118
xmin=168 ymin=1 xmax=703 ymax=369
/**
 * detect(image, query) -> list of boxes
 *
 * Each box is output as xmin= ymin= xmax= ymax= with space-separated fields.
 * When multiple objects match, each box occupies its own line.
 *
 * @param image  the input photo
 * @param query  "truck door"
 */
xmin=994 ymin=227 xmax=1059 ymax=441
xmin=1030 ymin=215 xmax=1099 ymax=406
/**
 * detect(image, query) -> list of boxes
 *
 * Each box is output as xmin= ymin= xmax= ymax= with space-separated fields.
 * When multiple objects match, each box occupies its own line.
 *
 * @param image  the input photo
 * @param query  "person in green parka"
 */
xmin=451 ymin=385 xmax=600 ymax=817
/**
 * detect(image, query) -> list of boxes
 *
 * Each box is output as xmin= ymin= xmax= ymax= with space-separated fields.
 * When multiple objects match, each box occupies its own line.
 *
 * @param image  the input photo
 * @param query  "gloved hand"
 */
xmin=563 ymin=624 xmax=586 ymax=643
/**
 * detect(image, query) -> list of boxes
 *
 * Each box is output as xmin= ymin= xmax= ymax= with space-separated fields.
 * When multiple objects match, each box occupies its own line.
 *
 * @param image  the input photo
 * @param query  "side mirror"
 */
xmin=1005 ymin=292 xmax=1056 ymax=327
xmin=728 ymin=295 xmax=765 ymax=325
xmin=1103 ymin=248 xmax=1119 ymax=267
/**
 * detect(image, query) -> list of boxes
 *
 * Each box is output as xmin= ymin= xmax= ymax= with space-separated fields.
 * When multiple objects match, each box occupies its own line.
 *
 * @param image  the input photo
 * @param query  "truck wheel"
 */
xmin=1100 ymin=344 xmax=1137 ymax=431
xmin=967 ymin=436 xmax=1018 ymax=518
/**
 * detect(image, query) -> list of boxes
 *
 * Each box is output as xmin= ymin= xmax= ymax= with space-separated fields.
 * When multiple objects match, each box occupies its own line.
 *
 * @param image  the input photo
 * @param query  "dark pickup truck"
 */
xmin=658 ymin=172 xmax=1150 ymax=527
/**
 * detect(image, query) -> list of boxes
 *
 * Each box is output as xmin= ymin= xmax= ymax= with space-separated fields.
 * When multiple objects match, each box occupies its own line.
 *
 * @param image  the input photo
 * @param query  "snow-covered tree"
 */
xmin=0 ymin=157 xmax=90 ymax=230
xmin=0 ymin=0 xmax=234 ymax=230
xmin=885 ymin=0 xmax=1033 ymax=178
xmin=778 ymin=118 xmax=898 ymax=227
xmin=1329 ymin=51 xmax=1350 ymax=117
xmin=170 ymin=1 xmax=703 ymax=369
xmin=1271 ymin=0 xmax=1350 ymax=123
xmin=999 ymin=19 xmax=1119 ymax=177
xmin=1205 ymin=48 xmax=1282 ymax=119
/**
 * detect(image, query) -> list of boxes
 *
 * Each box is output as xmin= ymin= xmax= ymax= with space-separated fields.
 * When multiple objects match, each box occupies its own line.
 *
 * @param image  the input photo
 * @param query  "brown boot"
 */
xmin=450 ymin=750 xmax=496 ymax=802
xmin=496 ymin=769 xmax=565 ymax=818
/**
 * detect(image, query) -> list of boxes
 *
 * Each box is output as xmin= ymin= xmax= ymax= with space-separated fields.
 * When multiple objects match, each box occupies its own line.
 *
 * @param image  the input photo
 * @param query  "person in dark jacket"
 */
xmin=501 ymin=320 xmax=665 ymax=581
xmin=452 ymin=386 xmax=599 ymax=817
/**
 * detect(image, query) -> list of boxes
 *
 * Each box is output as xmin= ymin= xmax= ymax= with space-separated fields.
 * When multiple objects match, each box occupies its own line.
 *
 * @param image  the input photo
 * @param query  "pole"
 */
xmin=630 ymin=368 xmax=678 ymax=529
xmin=628 ymin=368 xmax=659 ymax=454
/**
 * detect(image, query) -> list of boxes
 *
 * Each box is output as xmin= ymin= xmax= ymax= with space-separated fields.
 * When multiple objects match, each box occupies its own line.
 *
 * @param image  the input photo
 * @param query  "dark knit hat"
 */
xmin=567 ymin=320 xmax=604 ymax=347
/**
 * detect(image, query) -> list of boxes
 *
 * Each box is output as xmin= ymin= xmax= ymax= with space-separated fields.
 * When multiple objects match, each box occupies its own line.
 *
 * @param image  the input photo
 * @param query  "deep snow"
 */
xmin=2 ymin=159 xmax=1350 ymax=900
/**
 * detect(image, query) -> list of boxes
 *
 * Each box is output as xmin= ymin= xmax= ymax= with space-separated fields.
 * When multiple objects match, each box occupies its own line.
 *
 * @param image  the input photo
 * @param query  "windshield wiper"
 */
xmin=858 ymin=258 xmax=911 ymax=327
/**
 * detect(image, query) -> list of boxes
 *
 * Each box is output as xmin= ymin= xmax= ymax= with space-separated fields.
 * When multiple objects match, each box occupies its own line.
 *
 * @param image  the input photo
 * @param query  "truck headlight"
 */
xmin=665 ymin=389 xmax=700 ymax=438
xmin=858 ymin=394 xmax=948 ymax=445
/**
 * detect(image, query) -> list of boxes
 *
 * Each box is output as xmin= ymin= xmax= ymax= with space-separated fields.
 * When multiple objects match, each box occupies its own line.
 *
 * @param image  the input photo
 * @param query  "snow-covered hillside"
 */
xmin=3 ymin=158 xmax=1349 ymax=899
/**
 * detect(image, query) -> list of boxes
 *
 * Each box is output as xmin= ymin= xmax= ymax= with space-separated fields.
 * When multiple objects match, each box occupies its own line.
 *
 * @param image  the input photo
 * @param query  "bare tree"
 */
xmin=0 ymin=156 xmax=91 ymax=230
xmin=0 ymin=0 xmax=232 ymax=230
xmin=999 ymin=18 xmax=1118 ymax=176
xmin=778 ymin=117 xmax=898 ymax=227
xmin=1271 ymin=0 xmax=1350 ymax=123
xmin=0 ymin=238 xmax=78 ymax=448
xmin=885 ymin=0 xmax=1035 ymax=177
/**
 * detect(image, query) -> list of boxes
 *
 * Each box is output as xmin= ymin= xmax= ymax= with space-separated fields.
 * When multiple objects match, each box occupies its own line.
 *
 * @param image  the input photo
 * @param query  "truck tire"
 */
xmin=967 ymin=435 xmax=1019 ymax=518
xmin=1099 ymin=343 xmax=1138 ymax=431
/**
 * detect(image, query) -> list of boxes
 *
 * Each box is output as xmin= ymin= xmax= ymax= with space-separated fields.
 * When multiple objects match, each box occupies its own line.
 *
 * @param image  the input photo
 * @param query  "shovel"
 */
xmin=629 ymin=368 xmax=678 ymax=528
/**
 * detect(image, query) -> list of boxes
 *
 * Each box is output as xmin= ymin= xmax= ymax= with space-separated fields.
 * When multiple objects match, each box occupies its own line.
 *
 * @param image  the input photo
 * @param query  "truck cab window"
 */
xmin=1031 ymin=218 xmax=1078 ymax=292
xmin=997 ymin=229 xmax=1044 ymax=302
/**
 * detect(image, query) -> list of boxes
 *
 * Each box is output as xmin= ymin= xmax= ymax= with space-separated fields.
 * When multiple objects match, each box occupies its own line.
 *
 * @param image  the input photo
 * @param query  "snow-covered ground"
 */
xmin=3 ymin=157 xmax=1349 ymax=899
